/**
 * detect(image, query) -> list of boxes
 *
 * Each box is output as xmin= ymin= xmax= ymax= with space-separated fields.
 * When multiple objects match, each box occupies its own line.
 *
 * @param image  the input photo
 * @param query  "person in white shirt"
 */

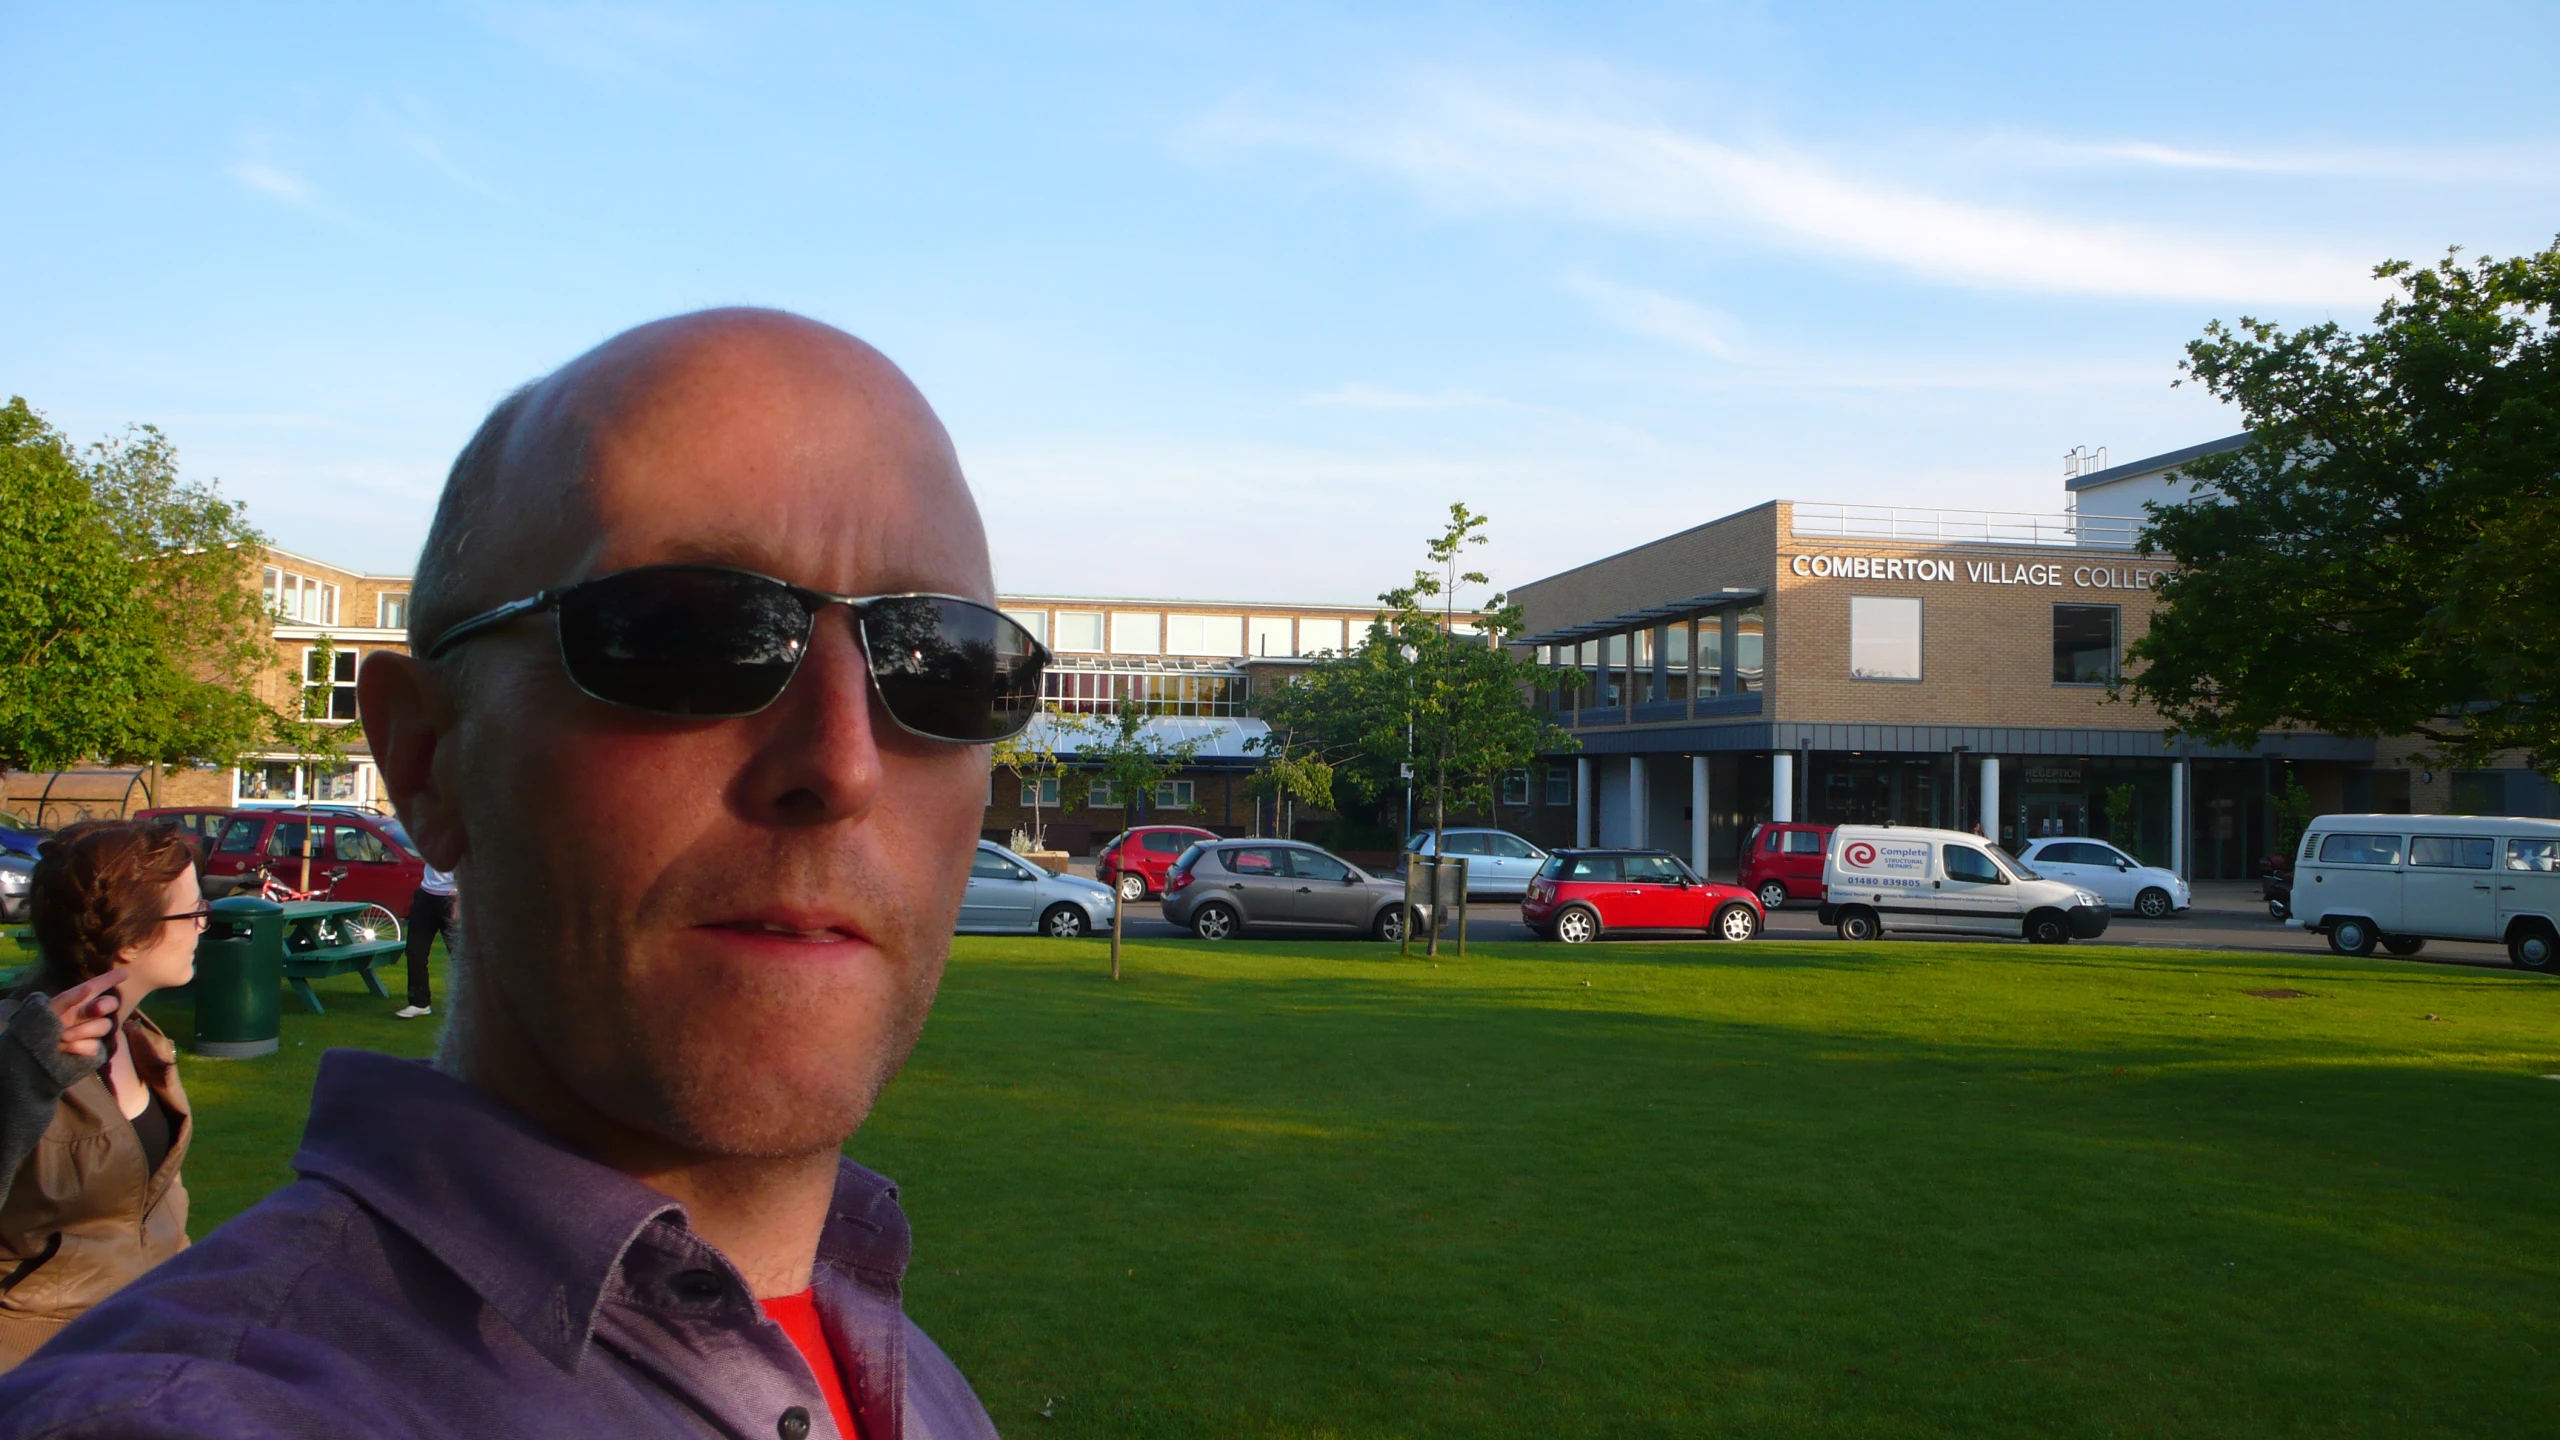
xmin=396 ymin=863 xmax=456 ymax=1019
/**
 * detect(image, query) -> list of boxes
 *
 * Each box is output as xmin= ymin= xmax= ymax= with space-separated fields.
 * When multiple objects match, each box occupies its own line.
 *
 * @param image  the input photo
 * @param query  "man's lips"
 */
xmin=694 ymin=914 xmax=875 ymax=946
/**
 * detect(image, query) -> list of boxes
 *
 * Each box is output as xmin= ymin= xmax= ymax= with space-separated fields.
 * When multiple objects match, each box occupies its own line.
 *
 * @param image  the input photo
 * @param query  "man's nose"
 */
xmin=733 ymin=610 xmax=882 ymax=825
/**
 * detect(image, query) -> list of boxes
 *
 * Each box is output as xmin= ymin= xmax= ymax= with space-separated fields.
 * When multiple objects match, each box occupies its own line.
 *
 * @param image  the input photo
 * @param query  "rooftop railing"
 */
xmin=1790 ymin=503 xmax=2141 ymax=550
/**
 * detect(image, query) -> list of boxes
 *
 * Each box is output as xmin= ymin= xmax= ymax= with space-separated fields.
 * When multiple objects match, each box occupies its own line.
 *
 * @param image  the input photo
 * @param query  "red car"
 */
xmin=203 ymin=808 xmax=426 ymax=911
xmin=1097 ymin=825 xmax=1219 ymax=902
xmin=1523 ymin=848 xmax=1763 ymax=944
xmin=1739 ymin=822 xmax=1834 ymax=911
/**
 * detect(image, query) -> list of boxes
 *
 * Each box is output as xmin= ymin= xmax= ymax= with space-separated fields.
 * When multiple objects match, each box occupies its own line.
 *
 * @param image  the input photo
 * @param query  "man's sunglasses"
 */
xmin=425 ymin=565 xmax=1051 ymax=742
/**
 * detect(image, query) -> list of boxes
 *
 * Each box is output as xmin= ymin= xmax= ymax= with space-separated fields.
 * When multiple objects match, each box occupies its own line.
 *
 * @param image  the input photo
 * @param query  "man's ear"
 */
xmin=358 ymin=650 xmax=466 ymax=872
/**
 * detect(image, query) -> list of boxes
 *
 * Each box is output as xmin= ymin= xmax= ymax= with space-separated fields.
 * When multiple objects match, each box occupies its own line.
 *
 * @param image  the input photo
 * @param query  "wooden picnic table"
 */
xmin=274 ymin=900 xmax=407 ymax=1014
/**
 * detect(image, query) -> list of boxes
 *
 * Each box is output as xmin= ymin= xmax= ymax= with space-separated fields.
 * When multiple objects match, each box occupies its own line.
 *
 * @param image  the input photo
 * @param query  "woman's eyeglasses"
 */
xmin=160 ymin=908 xmax=214 ymax=929
xmin=424 ymin=565 xmax=1052 ymax=742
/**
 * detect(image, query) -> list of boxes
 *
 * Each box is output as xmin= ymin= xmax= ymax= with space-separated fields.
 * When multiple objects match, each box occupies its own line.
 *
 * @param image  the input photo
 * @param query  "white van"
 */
xmin=1817 ymin=824 xmax=2112 ymax=944
xmin=2289 ymin=813 xmax=2560 ymax=970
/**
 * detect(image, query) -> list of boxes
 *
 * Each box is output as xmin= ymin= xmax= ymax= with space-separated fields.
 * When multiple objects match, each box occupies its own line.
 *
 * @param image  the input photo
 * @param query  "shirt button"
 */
xmin=777 ymin=1406 xmax=812 ymax=1440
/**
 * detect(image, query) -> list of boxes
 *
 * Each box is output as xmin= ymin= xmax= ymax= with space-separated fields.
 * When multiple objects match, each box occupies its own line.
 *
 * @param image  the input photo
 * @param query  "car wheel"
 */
xmin=1714 ymin=904 xmax=1760 ymax=942
xmin=2026 ymin=910 xmax=2072 ymax=945
xmin=1116 ymin=872 xmax=1148 ymax=903
xmin=2510 ymin=924 xmax=2557 ymax=971
xmin=2267 ymin=898 xmax=2290 ymax=922
xmin=1553 ymin=906 xmax=1600 ymax=944
xmin=2381 ymin=935 xmax=2426 ymax=957
xmin=1371 ymin=907 xmax=1408 ymax=943
xmin=1040 ymin=904 xmax=1089 ymax=939
xmin=2134 ymin=887 xmax=2173 ymax=920
xmin=1191 ymin=903 xmax=1239 ymax=941
xmin=2328 ymin=917 xmax=2377 ymax=957
xmin=1836 ymin=907 xmax=1878 ymax=942
xmin=1756 ymin=881 xmax=1790 ymax=912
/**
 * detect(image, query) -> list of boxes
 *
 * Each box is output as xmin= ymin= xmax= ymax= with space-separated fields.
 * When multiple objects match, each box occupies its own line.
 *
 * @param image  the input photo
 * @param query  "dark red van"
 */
xmin=1740 ymin=822 xmax=1833 ymax=911
xmin=204 ymin=808 xmax=425 ymax=911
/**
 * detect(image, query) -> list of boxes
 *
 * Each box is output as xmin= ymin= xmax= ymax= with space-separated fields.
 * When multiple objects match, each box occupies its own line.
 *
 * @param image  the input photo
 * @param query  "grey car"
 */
xmin=1403 ymin=828 xmax=1549 ymax=897
xmin=960 ymin=842 xmax=1118 ymax=938
xmin=1160 ymin=839 xmax=1428 ymax=942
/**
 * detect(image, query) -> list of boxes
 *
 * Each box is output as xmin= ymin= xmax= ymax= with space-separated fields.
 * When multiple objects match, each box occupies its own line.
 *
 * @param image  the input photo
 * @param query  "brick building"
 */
xmin=1507 ymin=439 xmax=2557 ymax=881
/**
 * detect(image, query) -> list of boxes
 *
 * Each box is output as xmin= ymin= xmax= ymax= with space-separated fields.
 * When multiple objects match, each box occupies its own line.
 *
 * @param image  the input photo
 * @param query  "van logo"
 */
xmin=1844 ymin=842 xmax=1878 ymax=867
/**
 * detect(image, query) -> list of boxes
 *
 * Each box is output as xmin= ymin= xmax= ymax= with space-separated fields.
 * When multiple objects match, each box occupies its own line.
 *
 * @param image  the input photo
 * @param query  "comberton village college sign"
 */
xmin=1788 ymin=553 xmax=2169 ymax=590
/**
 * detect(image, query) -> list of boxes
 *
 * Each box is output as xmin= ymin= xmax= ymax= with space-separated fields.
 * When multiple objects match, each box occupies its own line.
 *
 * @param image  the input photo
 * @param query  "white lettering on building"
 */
xmin=1788 ymin=553 xmax=2166 ymax=590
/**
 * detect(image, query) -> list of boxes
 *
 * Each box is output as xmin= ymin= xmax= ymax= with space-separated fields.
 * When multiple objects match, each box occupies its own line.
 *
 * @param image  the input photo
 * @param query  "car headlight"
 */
xmin=0 ymin=870 xmax=25 ymax=894
xmin=2074 ymin=890 xmax=2103 ymax=908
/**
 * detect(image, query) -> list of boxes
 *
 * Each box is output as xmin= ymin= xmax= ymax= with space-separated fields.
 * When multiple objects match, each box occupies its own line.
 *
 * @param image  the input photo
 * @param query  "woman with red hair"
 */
xmin=0 ymin=820 xmax=204 ymax=1369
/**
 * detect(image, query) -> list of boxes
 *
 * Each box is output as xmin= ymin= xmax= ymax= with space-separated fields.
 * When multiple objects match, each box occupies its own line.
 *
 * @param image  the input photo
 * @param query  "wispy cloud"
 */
xmin=474 ymin=2 xmax=710 ymax=76
xmin=227 ymin=160 xmax=317 ymax=207
xmin=1203 ymin=81 xmax=2382 ymax=305
xmin=1565 ymin=272 xmax=1739 ymax=356
xmin=365 ymin=96 xmax=501 ymax=199
xmin=2012 ymin=135 xmax=2560 ymax=185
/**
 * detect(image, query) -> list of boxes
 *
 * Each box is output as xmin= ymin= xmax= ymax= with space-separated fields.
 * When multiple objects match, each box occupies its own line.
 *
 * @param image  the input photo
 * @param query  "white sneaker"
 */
xmin=393 ymin=1005 xmax=433 ymax=1019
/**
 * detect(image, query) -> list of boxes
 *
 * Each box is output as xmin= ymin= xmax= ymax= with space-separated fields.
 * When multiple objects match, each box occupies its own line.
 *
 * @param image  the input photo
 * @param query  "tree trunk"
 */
xmin=1110 ymin=878 xmax=1124 ymax=981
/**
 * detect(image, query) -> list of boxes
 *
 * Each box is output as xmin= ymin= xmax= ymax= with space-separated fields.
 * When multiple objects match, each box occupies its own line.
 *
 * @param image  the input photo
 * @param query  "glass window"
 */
xmin=1566 ymin=856 xmax=1623 ymax=882
xmin=1849 ymin=597 xmax=1922 ymax=681
xmin=1782 ymin=830 xmax=1824 ymax=855
xmin=1087 ymin=779 xmax=1120 ymax=807
xmin=378 ymin=593 xmax=410 ymax=629
xmin=1299 ymin=618 xmax=1346 ymax=655
xmin=302 ymin=647 xmax=360 ymax=721
xmin=969 ymin=849 xmax=1023 ymax=880
xmin=264 ymin=821 xmax=310 ymax=858
xmin=1019 ymin=778 xmax=1061 ymax=807
xmin=1622 ymin=854 xmax=1684 ymax=883
xmin=1943 ymin=845 xmax=2002 ymax=883
xmin=2318 ymin=833 xmax=2404 ymax=866
xmin=1485 ymin=834 xmax=1536 ymax=859
xmin=1054 ymin=612 xmax=1104 ymax=652
xmin=333 ymin=825 xmax=395 ymax=864
xmin=1248 ymin=616 xmax=1295 ymax=657
xmin=1109 ymin=612 xmax=1161 ymax=654
xmin=1546 ymin=767 xmax=1571 ymax=806
xmin=999 ymin=609 xmax=1047 ymax=647
xmin=1501 ymin=770 xmax=1531 ymax=807
xmin=2505 ymin=839 xmax=2557 ymax=873
xmin=2053 ymin=605 xmax=2120 ymax=684
xmin=1223 ymin=846 xmax=1284 ymax=875
xmin=215 ymin=818 xmax=261 ymax=854
xmin=1154 ymin=780 xmax=1194 ymax=809
xmin=1440 ymin=833 xmax=1488 ymax=856
xmin=377 ymin=817 xmax=420 ymax=857
xmin=1535 ymin=855 xmax=1566 ymax=881
xmin=1289 ymin=850 xmax=1351 ymax=882
xmin=1142 ymin=830 xmax=1187 ymax=854
xmin=1733 ymin=608 xmax=1764 ymax=692
xmin=2410 ymin=836 xmax=2495 ymax=869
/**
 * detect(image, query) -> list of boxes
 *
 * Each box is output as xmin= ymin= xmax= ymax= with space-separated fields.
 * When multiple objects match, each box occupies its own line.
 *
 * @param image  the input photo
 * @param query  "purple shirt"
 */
xmin=0 ymin=1050 xmax=1000 ymax=1440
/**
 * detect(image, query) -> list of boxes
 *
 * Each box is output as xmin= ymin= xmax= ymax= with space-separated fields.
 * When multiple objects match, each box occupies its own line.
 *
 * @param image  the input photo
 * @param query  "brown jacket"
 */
xmin=0 ymin=994 xmax=191 ymax=1370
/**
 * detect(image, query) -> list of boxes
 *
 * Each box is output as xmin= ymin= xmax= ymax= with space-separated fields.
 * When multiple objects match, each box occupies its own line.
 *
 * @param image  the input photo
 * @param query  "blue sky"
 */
xmin=5 ymin=2 xmax=2554 ymax=601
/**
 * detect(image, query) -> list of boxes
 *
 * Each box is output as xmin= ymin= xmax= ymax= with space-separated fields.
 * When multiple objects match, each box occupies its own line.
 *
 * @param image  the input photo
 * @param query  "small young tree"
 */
xmin=1244 ymin=723 xmax=1337 ymax=841
xmin=992 ymin=712 xmax=1085 ymax=854
xmin=2102 ymin=782 xmax=2140 ymax=854
xmin=1080 ymin=698 xmax=1207 ymax=980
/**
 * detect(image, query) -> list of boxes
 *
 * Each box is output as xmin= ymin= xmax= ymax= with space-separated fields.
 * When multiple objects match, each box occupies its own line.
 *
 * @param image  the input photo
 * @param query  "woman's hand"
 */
xmin=48 ymin=968 xmax=130 ymax=1060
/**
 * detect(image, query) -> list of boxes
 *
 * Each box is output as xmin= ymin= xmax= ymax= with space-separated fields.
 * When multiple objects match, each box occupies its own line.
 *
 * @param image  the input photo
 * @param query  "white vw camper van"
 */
xmin=2289 ymin=813 xmax=2560 ymax=970
xmin=1818 ymin=825 xmax=2112 ymax=944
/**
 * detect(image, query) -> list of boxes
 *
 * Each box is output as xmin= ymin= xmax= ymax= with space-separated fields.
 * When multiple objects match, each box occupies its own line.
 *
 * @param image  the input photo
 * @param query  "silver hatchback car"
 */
xmin=960 ymin=841 xmax=1118 ymax=937
xmin=1160 ymin=840 xmax=1428 ymax=942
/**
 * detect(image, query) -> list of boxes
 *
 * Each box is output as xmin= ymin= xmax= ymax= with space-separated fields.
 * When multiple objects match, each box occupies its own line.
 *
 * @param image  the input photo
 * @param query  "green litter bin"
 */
xmin=194 ymin=896 xmax=283 ymax=1058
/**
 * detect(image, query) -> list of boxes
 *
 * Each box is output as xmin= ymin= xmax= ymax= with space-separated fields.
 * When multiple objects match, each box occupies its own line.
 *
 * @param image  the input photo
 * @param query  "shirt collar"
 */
xmin=291 ymin=1049 xmax=912 ymax=1371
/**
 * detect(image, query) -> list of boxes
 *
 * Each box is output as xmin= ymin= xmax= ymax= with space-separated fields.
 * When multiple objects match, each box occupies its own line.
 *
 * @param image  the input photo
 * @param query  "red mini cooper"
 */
xmin=1522 ymin=848 xmax=1764 ymax=944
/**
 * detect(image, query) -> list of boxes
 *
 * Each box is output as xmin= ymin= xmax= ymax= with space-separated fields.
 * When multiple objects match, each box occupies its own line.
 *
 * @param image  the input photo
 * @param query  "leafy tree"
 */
xmin=2102 ymin=782 xmax=2140 ymax=854
xmin=1253 ymin=504 xmax=1579 ymax=953
xmin=0 ymin=399 xmax=149 ymax=771
xmin=1079 ymin=699 xmax=1207 ymax=980
xmin=992 ymin=713 xmax=1085 ymax=853
xmin=2127 ymin=241 xmax=2560 ymax=778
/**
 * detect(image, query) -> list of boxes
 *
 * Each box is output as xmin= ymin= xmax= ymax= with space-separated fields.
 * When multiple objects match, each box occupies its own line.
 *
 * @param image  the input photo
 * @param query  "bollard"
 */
xmin=193 ymin=896 xmax=284 ymax=1058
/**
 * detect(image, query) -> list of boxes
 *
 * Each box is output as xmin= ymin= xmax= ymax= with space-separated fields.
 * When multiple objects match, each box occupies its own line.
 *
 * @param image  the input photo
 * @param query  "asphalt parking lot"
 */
xmin=1083 ymin=871 xmax=2527 ymax=970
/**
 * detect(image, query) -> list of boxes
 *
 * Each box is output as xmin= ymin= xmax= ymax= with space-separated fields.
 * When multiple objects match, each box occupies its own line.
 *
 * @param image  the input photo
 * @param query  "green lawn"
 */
xmin=160 ymin=937 xmax=2560 ymax=1438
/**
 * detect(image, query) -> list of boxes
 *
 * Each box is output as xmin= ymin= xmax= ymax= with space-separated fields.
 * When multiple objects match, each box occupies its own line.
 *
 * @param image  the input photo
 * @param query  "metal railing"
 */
xmin=1789 ymin=503 xmax=2140 ymax=550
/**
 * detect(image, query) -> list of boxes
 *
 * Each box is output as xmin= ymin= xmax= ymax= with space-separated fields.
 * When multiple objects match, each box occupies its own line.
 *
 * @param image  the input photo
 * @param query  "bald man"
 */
xmin=0 ymin=311 xmax=1017 ymax=1439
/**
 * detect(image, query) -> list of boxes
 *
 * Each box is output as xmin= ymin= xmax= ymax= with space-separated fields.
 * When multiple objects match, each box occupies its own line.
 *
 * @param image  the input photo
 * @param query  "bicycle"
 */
xmin=251 ymin=860 xmax=404 ymax=949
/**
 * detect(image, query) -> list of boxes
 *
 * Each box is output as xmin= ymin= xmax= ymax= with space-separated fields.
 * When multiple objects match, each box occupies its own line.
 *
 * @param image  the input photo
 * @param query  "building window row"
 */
xmin=1843 ymin=599 xmax=2122 ymax=686
xmin=264 ymin=566 xmax=341 ymax=625
xmin=1008 ymin=607 xmax=1354 ymax=658
xmin=1042 ymin=669 xmax=1242 ymax=716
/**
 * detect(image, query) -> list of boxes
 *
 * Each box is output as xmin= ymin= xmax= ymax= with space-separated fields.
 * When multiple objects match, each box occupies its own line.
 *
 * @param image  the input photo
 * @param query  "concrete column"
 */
xmin=1628 ymin=756 xmax=1648 ymax=847
xmin=1575 ymin=757 xmax=1593 ymax=848
xmin=1980 ymin=755 xmax=2001 ymax=846
xmin=1772 ymin=751 xmax=1795 ymax=822
xmin=1691 ymin=754 xmax=1711 ymax=878
xmin=2171 ymin=759 xmax=2190 ymax=879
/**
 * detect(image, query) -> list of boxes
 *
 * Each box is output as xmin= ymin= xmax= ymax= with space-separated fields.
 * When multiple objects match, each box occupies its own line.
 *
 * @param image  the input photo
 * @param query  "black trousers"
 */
xmin=403 ymin=889 xmax=453 ymax=1008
